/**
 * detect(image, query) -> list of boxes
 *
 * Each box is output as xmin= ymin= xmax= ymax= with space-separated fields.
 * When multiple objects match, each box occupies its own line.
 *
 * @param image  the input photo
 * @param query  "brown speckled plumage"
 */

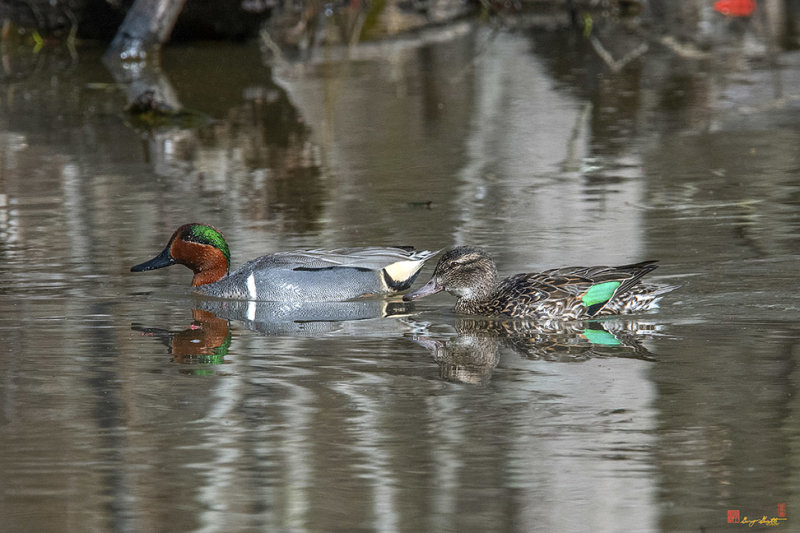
xmin=404 ymin=246 xmax=677 ymax=319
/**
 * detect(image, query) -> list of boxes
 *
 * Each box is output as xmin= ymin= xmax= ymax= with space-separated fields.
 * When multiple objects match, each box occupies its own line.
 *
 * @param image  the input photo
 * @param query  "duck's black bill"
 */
xmin=403 ymin=278 xmax=442 ymax=301
xmin=131 ymin=246 xmax=175 ymax=272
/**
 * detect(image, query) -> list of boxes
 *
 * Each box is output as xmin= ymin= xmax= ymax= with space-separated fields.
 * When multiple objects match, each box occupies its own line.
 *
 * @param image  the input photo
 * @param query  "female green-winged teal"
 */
xmin=131 ymin=223 xmax=438 ymax=302
xmin=403 ymin=246 xmax=676 ymax=319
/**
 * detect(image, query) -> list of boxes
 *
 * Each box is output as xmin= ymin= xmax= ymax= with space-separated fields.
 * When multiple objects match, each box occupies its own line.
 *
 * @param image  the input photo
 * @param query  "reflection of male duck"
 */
xmin=133 ymin=309 xmax=232 ymax=365
xmin=411 ymin=317 xmax=663 ymax=384
xmin=194 ymin=298 xmax=414 ymax=336
xmin=133 ymin=299 xmax=416 ymax=365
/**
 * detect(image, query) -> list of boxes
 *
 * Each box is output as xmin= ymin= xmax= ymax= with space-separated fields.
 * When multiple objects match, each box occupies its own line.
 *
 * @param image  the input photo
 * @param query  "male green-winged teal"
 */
xmin=403 ymin=246 xmax=676 ymax=319
xmin=131 ymin=223 xmax=438 ymax=302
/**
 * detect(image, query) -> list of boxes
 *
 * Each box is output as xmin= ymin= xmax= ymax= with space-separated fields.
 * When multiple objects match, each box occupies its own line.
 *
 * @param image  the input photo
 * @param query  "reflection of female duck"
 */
xmin=411 ymin=317 xmax=662 ymax=383
xmin=454 ymin=318 xmax=658 ymax=362
xmin=405 ymin=246 xmax=677 ymax=319
xmin=413 ymin=334 xmax=500 ymax=385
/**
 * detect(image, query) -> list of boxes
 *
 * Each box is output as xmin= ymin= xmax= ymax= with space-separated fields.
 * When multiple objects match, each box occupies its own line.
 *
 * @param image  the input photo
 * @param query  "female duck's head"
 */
xmin=404 ymin=246 xmax=498 ymax=301
xmin=131 ymin=223 xmax=230 ymax=286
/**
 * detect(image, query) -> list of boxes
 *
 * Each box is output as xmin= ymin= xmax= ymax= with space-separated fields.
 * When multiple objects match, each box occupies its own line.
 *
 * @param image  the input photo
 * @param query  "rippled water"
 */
xmin=1 ymin=17 xmax=800 ymax=533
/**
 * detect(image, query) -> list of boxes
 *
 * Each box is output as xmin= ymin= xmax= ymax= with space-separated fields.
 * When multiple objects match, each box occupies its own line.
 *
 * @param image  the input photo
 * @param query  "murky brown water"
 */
xmin=2 ymin=16 xmax=800 ymax=533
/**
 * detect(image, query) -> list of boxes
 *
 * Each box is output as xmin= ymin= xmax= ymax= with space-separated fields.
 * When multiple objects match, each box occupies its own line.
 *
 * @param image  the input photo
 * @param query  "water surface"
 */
xmin=1 ymin=18 xmax=799 ymax=533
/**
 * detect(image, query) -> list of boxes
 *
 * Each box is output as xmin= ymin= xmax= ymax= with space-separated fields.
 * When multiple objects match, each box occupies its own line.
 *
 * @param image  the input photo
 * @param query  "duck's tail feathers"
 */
xmin=383 ymin=249 xmax=440 ymax=291
xmin=614 ymin=260 xmax=660 ymax=295
xmin=587 ymin=261 xmax=673 ymax=317
xmin=641 ymin=282 xmax=681 ymax=302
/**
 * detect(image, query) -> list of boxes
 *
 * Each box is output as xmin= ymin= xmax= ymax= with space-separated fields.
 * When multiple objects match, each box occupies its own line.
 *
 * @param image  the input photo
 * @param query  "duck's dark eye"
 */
xmin=452 ymin=255 xmax=482 ymax=268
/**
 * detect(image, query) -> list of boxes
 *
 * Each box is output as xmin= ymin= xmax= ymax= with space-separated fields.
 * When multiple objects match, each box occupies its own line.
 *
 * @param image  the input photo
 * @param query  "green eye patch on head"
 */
xmin=185 ymin=224 xmax=231 ymax=266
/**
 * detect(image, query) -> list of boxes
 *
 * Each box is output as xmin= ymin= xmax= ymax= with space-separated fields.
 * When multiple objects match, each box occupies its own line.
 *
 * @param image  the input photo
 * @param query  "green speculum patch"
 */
xmin=581 ymin=281 xmax=621 ymax=307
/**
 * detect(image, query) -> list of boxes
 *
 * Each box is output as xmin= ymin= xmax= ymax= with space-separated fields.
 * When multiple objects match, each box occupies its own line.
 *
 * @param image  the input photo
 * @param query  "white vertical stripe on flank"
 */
xmin=247 ymin=272 xmax=257 ymax=300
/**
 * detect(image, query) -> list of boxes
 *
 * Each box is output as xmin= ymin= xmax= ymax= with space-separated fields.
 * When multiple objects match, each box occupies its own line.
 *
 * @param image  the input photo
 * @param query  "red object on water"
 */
xmin=713 ymin=0 xmax=756 ymax=17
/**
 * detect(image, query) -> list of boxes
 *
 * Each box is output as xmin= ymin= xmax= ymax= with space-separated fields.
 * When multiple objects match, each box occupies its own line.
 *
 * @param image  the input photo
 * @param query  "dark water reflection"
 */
xmin=2 ymin=16 xmax=800 ymax=533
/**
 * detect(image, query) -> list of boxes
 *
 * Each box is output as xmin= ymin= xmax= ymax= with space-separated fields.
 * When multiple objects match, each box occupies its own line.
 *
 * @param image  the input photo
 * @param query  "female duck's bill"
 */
xmin=403 ymin=277 xmax=443 ymax=300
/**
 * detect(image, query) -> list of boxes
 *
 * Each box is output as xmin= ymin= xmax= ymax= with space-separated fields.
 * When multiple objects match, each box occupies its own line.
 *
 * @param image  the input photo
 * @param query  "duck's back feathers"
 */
xmin=270 ymin=247 xmax=436 ymax=271
xmin=199 ymin=247 xmax=439 ymax=301
xmin=534 ymin=261 xmax=661 ymax=316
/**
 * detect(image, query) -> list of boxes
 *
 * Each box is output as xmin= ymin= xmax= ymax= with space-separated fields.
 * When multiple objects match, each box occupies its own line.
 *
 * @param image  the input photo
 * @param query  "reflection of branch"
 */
xmin=349 ymin=8 xmax=367 ymax=48
xmin=18 ymin=0 xmax=46 ymax=29
xmin=259 ymin=28 xmax=288 ymax=68
xmin=560 ymin=101 xmax=591 ymax=173
xmin=62 ymin=5 xmax=78 ymax=60
xmin=448 ymin=25 xmax=500 ymax=85
xmin=103 ymin=53 xmax=182 ymax=110
xmin=589 ymin=34 xmax=648 ymax=72
xmin=657 ymin=35 xmax=711 ymax=60
xmin=623 ymin=23 xmax=711 ymax=60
